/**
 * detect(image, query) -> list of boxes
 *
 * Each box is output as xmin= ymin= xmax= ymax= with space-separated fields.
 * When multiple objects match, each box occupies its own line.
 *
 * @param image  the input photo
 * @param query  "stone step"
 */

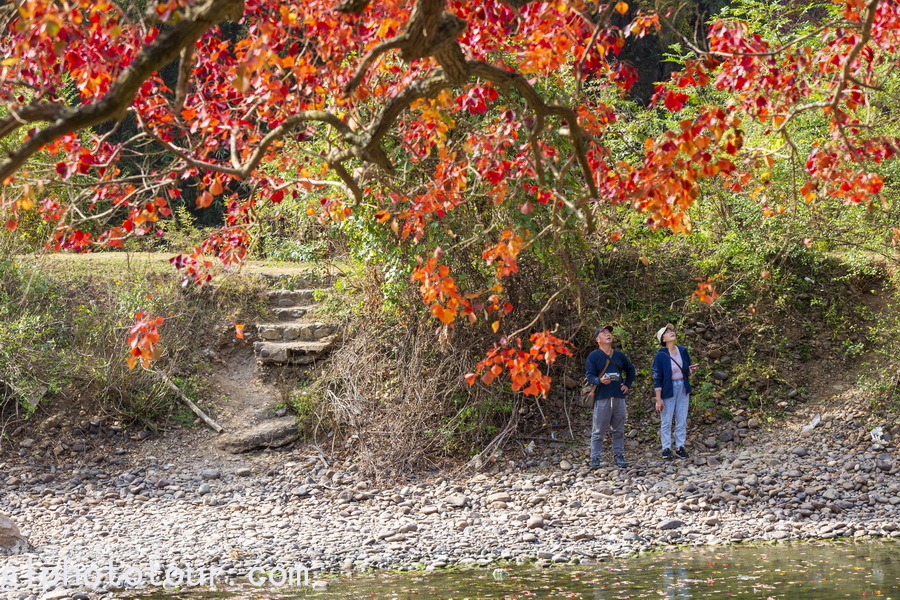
xmin=254 ymin=340 xmax=334 ymax=365
xmin=267 ymin=289 xmax=316 ymax=308
xmin=258 ymin=273 xmax=335 ymax=289
xmin=214 ymin=417 xmax=299 ymax=453
xmin=271 ymin=307 xmax=308 ymax=321
xmin=256 ymin=322 xmax=339 ymax=343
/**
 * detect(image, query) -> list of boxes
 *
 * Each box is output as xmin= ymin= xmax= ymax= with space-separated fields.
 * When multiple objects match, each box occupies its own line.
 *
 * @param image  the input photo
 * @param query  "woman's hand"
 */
xmin=655 ymin=398 xmax=664 ymax=413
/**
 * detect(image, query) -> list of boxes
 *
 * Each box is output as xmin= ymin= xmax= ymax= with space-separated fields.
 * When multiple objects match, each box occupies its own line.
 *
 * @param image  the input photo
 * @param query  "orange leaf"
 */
xmin=430 ymin=304 xmax=455 ymax=325
xmin=235 ymin=324 xmax=245 ymax=339
xmin=197 ymin=190 xmax=214 ymax=208
xmin=464 ymin=373 xmax=477 ymax=385
xmin=491 ymin=320 xmax=500 ymax=332
xmin=5 ymin=219 xmax=16 ymax=231
xmin=615 ymin=1 xmax=629 ymax=14
xmin=210 ymin=177 xmax=224 ymax=195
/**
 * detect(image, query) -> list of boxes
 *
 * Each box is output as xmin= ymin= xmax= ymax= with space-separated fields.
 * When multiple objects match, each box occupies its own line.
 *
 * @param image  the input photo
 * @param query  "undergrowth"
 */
xmin=295 ymin=236 xmax=900 ymax=475
xmin=0 ymin=252 xmax=269 ymax=436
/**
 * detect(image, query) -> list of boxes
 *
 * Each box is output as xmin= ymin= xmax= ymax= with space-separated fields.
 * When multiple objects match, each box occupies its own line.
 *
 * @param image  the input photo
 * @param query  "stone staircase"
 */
xmin=253 ymin=276 xmax=341 ymax=368
xmin=211 ymin=272 xmax=340 ymax=454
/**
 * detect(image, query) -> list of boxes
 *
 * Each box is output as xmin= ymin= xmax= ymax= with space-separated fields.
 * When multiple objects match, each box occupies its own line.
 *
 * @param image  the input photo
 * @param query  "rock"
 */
xmin=215 ymin=418 xmax=299 ymax=453
xmin=791 ymin=447 xmax=808 ymax=457
xmin=311 ymin=581 xmax=329 ymax=591
xmin=719 ymin=430 xmax=734 ymax=443
xmin=526 ymin=515 xmax=545 ymax=529
xmin=713 ymin=370 xmax=730 ymax=381
xmin=486 ymin=492 xmax=512 ymax=504
xmin=0 ymin=513 xmax=28 ymax=555
xmin=658 ymin=519 xmax=683 ymax=530
xmin=747 ymin=418 xmax=760 ymax=429
xmin=522 ymin=533 xmax=538 ymax=542
xmin=446 ymin=494 xmax=468 ymax=508
xmin=201 ymin=469 xmax=222 ymax=480
xmin=235 ymin=467 xmax=253 ymax=477
xmin=559 ymin=460 xmax=573 ymax=471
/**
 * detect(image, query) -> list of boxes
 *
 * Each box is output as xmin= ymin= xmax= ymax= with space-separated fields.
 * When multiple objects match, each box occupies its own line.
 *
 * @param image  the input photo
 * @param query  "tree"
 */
xmin=2 ymin=0 xmax=899 ymax=393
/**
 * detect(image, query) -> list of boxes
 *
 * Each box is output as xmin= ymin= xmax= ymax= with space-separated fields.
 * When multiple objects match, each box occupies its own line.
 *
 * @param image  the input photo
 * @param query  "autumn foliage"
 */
xmin=3 ymin=0 xmax=900 ymax=395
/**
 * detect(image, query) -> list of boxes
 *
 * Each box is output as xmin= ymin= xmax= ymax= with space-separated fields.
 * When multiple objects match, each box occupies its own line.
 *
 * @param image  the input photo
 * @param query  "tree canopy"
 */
xmin=2 ymin=0 xmax=900 ymax=394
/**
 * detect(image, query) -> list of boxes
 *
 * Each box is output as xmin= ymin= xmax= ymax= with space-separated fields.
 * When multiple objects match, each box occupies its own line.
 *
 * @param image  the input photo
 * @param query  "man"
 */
xmin=585 ymin=324 xmax=636 ymax=469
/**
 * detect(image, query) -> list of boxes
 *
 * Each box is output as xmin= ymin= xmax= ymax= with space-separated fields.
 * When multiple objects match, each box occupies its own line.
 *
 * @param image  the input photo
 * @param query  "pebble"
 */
xmin=0 ymin=415 xmax=896 ymax=597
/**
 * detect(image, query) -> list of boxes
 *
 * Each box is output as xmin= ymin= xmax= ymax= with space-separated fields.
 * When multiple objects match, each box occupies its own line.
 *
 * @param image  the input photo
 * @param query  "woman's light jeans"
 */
xmin=660 ymin=379 xmax=689 ymax=449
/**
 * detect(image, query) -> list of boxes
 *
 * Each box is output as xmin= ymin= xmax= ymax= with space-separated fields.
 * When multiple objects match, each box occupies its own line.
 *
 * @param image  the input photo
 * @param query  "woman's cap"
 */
xmin=656 ymin=323 xmax=675 ymax=343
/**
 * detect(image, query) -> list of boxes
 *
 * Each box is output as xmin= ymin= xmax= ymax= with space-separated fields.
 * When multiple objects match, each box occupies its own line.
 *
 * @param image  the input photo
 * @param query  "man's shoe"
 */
xmin=614 ymin=454 xmax=628 ymax=468
xmin=675 ymin=447 xmax=690 ymax=459
xmin=661 ymin=448 xmax=674 ymax=460
xmin=589 ymin=458 xmax=601 ymax=469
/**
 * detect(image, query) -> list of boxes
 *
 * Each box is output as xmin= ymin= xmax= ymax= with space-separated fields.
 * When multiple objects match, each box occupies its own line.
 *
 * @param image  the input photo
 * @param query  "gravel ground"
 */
xmin=1 ymin=393 xmax=898 ymax=599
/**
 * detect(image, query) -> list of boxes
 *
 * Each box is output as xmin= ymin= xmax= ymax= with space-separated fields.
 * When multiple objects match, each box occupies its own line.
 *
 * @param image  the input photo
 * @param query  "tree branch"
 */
xmin=0 ymin=0 xmax=244 ymax=183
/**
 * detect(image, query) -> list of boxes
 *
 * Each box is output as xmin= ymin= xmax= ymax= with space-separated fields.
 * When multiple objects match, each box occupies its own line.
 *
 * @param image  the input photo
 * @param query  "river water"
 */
xmin=130 ymin=540 xmax=898 ymax=599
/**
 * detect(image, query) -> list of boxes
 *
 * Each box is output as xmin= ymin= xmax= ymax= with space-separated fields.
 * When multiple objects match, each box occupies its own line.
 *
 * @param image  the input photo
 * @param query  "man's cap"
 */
xmin=656 ymin=323 xmax=675 ymax=344
xmin=594 ymin=324 xmax=615 ymax=337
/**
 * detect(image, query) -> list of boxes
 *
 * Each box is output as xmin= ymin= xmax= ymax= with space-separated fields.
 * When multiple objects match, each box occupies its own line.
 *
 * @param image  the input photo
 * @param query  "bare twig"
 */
xmin=152 ymin=370 xmax=224 ymax=433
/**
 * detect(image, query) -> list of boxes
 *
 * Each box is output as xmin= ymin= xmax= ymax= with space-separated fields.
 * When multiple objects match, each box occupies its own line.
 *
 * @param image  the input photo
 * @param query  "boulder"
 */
xmin=214 ymin=417 xmax=299 ymax=453
xmin=0 ymin=513 xmax=28 ymax=555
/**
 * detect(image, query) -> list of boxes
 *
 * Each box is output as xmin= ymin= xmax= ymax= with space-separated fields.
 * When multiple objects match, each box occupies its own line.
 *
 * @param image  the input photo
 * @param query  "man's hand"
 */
xmin=600 ymin=374 xmax=611 ymax=384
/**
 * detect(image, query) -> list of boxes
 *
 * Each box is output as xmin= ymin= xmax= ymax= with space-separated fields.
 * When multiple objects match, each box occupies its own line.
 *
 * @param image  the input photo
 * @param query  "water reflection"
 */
xmin=126 ymin=540 xmax=900 ymax=600
xmin=662 ymin=566 xmax=690 ymax=600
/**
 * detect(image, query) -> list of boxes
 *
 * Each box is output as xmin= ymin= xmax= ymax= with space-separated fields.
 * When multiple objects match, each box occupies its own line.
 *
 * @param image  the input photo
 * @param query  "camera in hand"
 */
xmin=606 ymin=372 xmax=621 ymax=382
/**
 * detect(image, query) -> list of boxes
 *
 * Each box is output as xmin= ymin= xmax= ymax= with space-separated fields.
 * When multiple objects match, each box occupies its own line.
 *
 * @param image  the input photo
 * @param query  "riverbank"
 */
xmin=1 ymin=387 xmax=898 ymax=598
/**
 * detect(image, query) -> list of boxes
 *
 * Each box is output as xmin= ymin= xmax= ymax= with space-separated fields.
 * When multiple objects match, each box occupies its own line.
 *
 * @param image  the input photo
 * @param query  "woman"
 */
xmin=652 ymin=324 xmax=699 ymax=460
